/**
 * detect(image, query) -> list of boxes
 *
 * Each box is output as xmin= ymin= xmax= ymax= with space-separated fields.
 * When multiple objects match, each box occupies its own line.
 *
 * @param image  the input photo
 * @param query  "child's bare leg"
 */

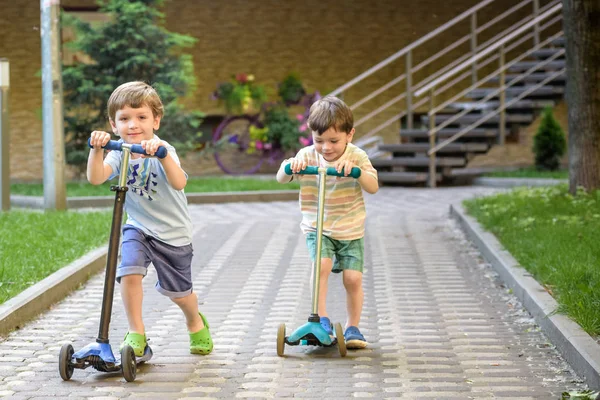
xmin=171 ymin=292 xmax=205 ymax=333
xmin=120 ymin=275 xmax=145 ymax=334
xmin=343 ymin=270 xmax=364 ymax=327
xmin=314 ymin=258 xmax=333 ymax=317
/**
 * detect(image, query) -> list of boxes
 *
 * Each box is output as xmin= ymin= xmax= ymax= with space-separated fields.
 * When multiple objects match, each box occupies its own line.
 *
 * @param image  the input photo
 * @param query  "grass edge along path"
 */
xmin=463 ymin=184 xmax=600 ymax=337
xmin=11 ymin=176 xmax=300 ymax=197
xmin=0 ymin=210 xmax=112 ymax=304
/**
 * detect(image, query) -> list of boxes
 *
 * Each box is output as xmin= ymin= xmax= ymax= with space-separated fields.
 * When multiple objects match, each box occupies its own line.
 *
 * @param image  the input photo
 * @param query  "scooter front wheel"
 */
xmin=59 ymin=343 xmax=74 ymax=381
xmin=277 ymin=323 xmax=286 ymax=357
xmin=334 ymin=323 xmax=347 ymax=357
xmin=121 ymin=345 xmax=137 ymax=382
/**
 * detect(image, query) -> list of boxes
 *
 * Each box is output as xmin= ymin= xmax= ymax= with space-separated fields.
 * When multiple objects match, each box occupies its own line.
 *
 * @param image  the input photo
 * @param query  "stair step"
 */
xmin=401 ymin=128 xmax=497 ymax=139
xmin=488 ymin=71 xmax=565 ymax=84
xmin=447 ymin=99 xmax=555 ymax=111
xmin=371 ymin=156 xmax=466 ymax=168
xmin=530 ymin=48 xmax=565 ymax=58
xmin=552 ymin=37 xmax=565 ymax=47
xmin=379 ymin=143 xmax=489 ymax=153
xmin=378 ymin=171 xmax=438 ymax=184
xmin=466 ymin=85 xmax=564 ymax=99
xmin=508 ymin=60 xmax=565 ymax=72
xmin=422 ymin=113 xmax=534 ymax=125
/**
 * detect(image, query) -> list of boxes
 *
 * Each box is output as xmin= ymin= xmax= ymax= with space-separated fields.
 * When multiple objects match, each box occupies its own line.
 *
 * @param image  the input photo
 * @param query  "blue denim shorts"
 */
xmin=117 ymin=225 xmax=194 ymax=298
xmin=305 ymin=232 xmax=364 ymax=273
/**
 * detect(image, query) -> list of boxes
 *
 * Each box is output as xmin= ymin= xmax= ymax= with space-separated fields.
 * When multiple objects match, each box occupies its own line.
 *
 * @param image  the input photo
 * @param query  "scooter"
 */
xmin=59 ymin=139 xmax=167 ymax=382
xmin=277 ymin=164 xmax=361 ymax=357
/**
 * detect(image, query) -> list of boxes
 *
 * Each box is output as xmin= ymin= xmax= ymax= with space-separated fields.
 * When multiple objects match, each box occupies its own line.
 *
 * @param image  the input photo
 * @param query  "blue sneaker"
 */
xmin=344 ymin=326 xmax=368 ymax=349
xmin=320 ymin=317 xmax=333 ymax=335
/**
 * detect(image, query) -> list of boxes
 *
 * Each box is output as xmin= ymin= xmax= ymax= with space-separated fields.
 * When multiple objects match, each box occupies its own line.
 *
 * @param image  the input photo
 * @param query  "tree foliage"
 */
xmin=62 ymin=0 xmax=203 ymax=174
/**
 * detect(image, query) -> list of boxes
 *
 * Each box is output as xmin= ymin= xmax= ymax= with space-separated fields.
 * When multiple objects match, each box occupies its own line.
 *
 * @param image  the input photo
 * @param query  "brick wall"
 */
xmin=0 ymin=0 xmax=547 ymax=181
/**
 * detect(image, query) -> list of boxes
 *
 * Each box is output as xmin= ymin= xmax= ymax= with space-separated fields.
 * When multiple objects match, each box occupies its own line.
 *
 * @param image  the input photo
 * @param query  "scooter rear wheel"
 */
xmin=59 ymin=343 xmax=74 ymax=381
xmin=121 ymin=345 xmax=137 ymax=382
xmin=277 ymin=323 xmax=286 ymax=357
xmin=334 ymin=323 xmax=347 ymax=357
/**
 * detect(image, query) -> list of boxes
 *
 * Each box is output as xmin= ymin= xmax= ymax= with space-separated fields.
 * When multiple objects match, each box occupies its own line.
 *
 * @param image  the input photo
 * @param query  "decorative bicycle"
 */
xmin=211 ymin=87 xmax=321 ymax=175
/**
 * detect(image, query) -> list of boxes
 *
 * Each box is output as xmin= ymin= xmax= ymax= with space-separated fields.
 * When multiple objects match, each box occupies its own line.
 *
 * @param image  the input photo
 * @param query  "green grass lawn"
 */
xmin=484 ymin=167 xmax=568 ymax=179
xmin=11 ymin=176 xmax=300 ymax=197
xmin=0 ymin=210 xmax=113 ymax=303
xmin=464 ymin=184 xmax=600 ymax=336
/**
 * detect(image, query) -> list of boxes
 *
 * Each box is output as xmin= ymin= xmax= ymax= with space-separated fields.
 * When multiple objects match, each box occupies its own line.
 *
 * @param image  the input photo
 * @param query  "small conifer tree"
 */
xmin=62 ymin=0 xmax=203 ymax=174
xmin=533 ymin=107 xmax=566 ymax=171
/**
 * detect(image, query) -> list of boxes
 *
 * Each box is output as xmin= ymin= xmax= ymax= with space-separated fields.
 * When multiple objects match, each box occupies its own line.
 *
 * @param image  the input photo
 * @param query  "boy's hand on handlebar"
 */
xmin=141 ymin=137 xmax=167 ymax=158
xmin=288 ymin=158 xmax=308 ymax=173
xmin=89 ymin=131 xmax=111 ymax=150
xmin=334 ymin=159 xmax=358 ymax=176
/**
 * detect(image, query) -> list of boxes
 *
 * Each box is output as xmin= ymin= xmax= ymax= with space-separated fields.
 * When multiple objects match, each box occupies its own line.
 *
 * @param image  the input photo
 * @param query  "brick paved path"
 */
xmin=0 ymin=187 xmax=587 ymax=399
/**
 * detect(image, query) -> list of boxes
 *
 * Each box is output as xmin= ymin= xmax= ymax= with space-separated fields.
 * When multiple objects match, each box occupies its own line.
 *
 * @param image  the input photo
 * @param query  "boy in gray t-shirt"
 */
xmin=87 ymin=81 xmax=212 ymax=356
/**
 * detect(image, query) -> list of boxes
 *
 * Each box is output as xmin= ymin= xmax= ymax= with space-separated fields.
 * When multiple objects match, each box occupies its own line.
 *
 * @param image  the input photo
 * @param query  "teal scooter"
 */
xmin=277 ymin=164 xmax=361 ymax=357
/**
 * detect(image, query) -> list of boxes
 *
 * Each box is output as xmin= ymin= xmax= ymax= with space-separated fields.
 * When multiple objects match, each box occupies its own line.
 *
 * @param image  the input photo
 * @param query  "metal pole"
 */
xmin=406 ymin=50 xmax=413 ymax=130
xmin=428 ymin=88 xmax=437 ymax=188
xmin=533 ymin=0 xmax=540 ymax=46
xmin=41 ymin=0 xmax=67 ymax=211
xmin=471 ymin=12 xmax=478 ymax=84
xmin=0 ymin=59 xmax=9 ymax=211
xmin=499 ymin=46 xmax=506 ymax=145
xmin=311 ymin=167 xmax=327 ymax=316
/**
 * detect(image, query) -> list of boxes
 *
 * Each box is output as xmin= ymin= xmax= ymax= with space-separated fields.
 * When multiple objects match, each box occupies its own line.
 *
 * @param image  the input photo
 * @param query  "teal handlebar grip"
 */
xmin=284 ymin=164 xmax=361 ymax=178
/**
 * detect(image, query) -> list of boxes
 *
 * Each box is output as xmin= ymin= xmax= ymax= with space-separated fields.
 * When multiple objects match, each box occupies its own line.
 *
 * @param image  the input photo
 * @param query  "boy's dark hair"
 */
xmin=107 ymin=81 xmax=164 ymax=121
xmin=307 ymin=95 xmax=354 ymax=135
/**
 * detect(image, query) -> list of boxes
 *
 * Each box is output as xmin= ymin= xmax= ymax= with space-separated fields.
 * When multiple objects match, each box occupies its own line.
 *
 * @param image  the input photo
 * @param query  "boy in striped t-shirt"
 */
xmin=276 ymin=95 xmax=378 ymax=349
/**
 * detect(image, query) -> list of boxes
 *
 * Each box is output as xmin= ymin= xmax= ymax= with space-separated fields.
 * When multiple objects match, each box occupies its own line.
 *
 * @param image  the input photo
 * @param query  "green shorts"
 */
xmin=305 ymin=232 xmax=364 ymax=274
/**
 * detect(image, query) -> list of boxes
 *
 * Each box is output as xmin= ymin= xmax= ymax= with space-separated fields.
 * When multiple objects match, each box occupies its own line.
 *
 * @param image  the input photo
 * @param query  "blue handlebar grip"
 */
xmin=284 ymin=164 xmax=361 ymax=178
xmin=87 ymin=138 xmax=167 ymax=159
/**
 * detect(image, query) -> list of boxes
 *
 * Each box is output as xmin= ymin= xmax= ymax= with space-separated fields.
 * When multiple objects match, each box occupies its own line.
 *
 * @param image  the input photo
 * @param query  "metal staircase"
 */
xmin=330 ymin=0 xmax=565 ymax=186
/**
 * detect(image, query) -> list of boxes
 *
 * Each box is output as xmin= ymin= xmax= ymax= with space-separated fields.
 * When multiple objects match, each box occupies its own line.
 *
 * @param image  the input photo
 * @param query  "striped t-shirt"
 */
xmin=292 ymin=143 xmax=378 ymax=241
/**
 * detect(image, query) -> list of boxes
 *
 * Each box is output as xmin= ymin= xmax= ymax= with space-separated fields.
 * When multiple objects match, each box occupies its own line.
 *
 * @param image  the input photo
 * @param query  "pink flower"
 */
xmin=299 ymin=123 xmax=307 ymax=132
xmin=296 ymin=114 xmax=304 ymax=121
xmin=255 ymin=141 xmax=264 ymax=150
xmin=264 ymin=143 xmax=272 ymax=150
xmin=299 ymin=137 xmax=311 ymax=146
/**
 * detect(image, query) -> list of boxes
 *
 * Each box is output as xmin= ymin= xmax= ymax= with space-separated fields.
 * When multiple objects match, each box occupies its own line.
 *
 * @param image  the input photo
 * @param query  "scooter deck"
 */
xmin=286 ymin=321 xmax=336 ymax=347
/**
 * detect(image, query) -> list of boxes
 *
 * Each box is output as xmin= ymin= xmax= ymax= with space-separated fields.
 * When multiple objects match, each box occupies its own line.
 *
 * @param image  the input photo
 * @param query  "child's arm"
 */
xmin=142 ymin=138 xmax=187 ymax=191
xmin=276 ymin=158 xmax=307 ymax=183
xmin=87 ymin=131 xmax=115 ymax=185
xmin=334 ymin=157 xmax=379 ymax=194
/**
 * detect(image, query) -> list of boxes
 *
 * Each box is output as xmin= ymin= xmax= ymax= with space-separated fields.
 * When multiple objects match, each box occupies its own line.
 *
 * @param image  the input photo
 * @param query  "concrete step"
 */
xmin=422 ymin=113 xmax=534 ymax=125
xmin=466 ymin=85 xmax=564 ymax=99
xmin=487 ymin=71 xmax=565 ymax=84
xmin=447 ymin=99 xmax=555 ymax=112
xmin=377 ymin=171 xmax=437 ymax=184
xmin=530 ymin=48 xmax=566 ymax=58
xmin=508 ymin=60 xmax=565 ymax=72
xmin=401 ymin=128 xmax=497 ymax=139
xmin=379 ymin=142 xmax=489 ymax=154
xmin=371 ymin=156 xmax=466 ymax=168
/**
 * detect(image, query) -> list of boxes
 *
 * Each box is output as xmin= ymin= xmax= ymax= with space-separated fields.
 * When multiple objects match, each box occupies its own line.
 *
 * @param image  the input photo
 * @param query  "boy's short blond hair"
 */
xmin=307 ymin=95 xmax=354 ymax=135
xmin=107 ymin=81 xmax=164 ymax=121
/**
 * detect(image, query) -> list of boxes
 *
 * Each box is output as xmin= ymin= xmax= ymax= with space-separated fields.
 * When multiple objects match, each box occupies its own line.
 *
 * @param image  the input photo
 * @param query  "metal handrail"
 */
xmin=415 ymin=2 xmax=562 ymax=97
xmin=346 ymin=0 xmax=551 ymax=141
xmin=428 ymin=68 xmax=566 ymax=155
xmin=328 ymin=0 xmax=496 ymax=97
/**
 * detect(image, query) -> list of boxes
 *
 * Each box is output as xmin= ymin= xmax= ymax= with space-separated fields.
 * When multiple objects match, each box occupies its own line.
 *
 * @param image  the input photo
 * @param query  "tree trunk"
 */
xmin=563 ymin=0 xmax=600 ymax=193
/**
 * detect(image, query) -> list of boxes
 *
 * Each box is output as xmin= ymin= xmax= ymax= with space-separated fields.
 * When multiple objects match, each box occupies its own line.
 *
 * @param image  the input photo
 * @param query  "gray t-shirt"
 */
xmin=104 ymin=138 xmax=192 ymax=246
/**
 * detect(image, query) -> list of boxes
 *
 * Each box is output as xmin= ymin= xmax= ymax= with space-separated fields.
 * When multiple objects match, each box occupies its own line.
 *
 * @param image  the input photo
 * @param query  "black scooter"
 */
xmin=59 ymin=139 xmax=166 ymax=382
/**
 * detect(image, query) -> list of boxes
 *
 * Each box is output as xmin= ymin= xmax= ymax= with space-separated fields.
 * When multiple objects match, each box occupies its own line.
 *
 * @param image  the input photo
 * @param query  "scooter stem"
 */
xmin=96 ymin=148 xmax=131 ymax=343
xmin=311 ymin=167 xmax=327 ymax=316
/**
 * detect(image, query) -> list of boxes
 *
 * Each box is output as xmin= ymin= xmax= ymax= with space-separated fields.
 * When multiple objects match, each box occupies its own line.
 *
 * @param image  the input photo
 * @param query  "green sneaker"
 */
xmin=120 ymin=332 xmax=147 ymax=357
xmin=189 ymin=312 xmax=213 ymax=355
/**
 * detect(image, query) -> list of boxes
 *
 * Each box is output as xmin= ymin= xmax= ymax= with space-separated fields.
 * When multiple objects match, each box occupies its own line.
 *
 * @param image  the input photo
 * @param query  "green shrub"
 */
xmin=533 ymin=107 xmax=566 ymax=171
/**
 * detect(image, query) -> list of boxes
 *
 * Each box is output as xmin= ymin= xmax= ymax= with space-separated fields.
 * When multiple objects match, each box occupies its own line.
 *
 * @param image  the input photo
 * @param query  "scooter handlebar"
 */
xmin=284 ymin=164 xmax=361 ymax=178
xmin=87 ymin=138 xmax=168 ymax=159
